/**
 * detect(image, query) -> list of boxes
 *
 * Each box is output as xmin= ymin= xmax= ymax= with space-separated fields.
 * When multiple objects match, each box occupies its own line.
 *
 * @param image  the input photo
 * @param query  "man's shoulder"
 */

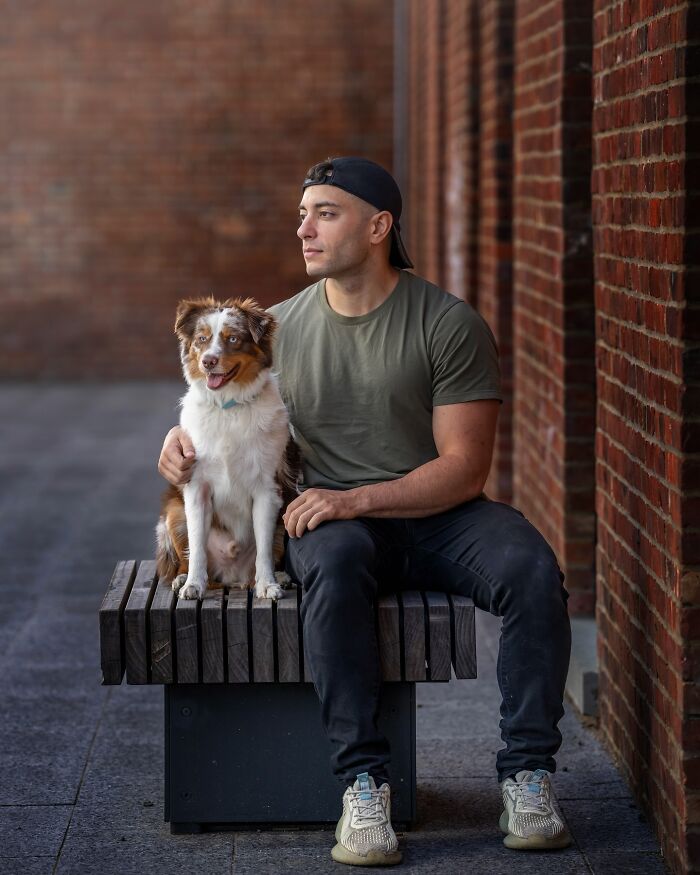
xmin=402 ymin=271 xmax=480 ymax=323
xmin=268 ymin=281 xmax=321 ymax=322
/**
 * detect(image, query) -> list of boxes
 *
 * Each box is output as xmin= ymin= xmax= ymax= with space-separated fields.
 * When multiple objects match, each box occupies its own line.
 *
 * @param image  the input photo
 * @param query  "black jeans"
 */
xmin=285 ymin=495 xmax=571 ymax=787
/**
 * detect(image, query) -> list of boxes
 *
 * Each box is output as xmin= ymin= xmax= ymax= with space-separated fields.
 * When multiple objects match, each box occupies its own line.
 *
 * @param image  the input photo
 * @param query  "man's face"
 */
xmin=297 ymin=184 xmax=376 ymax=279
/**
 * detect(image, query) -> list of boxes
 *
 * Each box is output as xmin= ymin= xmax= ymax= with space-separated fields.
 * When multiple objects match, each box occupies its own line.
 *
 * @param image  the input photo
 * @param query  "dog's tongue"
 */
xmin=207 ymin=373 xmax=227 ymax=390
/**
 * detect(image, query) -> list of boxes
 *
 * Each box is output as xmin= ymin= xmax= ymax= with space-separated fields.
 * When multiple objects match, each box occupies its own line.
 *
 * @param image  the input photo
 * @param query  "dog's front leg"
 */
xmin=252 ymin=488 xmax=284 ymax=600
xmin=180 ymin=480 xmax=212 ymax=600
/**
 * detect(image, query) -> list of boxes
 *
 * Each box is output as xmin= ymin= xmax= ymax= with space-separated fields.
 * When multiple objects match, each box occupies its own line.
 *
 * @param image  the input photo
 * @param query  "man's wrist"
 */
xmin=347 ymin=485 xmax=372 ymax=518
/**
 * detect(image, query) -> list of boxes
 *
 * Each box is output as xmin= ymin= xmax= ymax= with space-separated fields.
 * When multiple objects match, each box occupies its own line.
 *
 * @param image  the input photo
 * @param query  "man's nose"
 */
xmin=202 ymin=354 xmax=219 ymax=370
xmin=297 ymin=215 xmax=314 ymax=239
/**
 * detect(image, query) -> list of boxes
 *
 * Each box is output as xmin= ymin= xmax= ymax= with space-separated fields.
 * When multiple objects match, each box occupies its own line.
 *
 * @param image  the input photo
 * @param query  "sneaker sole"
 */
xmin=331 ymin=843 xmax=403 ymax=866
xmin=499 ymin=810 xmax=572 ymax=850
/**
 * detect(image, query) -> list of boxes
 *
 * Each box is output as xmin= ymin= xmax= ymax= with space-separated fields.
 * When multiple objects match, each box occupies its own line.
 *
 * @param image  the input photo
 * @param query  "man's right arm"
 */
xmin=158 ymin=426 xmax=197 ymax=486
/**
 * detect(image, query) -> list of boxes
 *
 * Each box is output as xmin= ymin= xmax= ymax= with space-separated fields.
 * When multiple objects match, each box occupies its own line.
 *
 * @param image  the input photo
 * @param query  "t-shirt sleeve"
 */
xmin=429 ymin=302 xmax=502 ymax=405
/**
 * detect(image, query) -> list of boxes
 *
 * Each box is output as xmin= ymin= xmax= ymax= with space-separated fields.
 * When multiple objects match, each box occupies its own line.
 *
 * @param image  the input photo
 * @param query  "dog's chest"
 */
xmin=180 ymin=393 xmax=285 ymax=499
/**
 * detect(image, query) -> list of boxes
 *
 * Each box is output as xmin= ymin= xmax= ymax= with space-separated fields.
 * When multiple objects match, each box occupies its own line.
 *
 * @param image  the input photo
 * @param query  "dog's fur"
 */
xmin=156 ymin=296 xmax=296 ymax=601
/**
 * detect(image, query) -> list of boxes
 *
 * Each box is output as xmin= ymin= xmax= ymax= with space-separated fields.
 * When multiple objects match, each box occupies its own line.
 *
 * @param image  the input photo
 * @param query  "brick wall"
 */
xmin=512 ymin=0 xmax=595 ymax=614
xmin=593 ymin=2 xmax=699 ymax=871
xmin=0 ymin=1 xmax=393 ymax=379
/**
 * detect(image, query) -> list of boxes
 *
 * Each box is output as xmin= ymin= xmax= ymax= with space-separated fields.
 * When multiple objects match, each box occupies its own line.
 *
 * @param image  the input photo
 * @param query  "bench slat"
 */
xmin=99 ymin=559 xmax=137 ymax=685
xmin=252 ymin=599 xmax=274 ymax=682
xmin=150 ymin=579 xmax=176 ymax=683
xmin=176 ymin=596 xmax=199 ymax=684
xmin=277 ymin=587 xmax=300 ymax=682
xmin=124 ymin=560 xmax=158 ymax=684
xmin=201 ymin=587 xmax=225 ymax=683
xmin=425 ymin=591 xmax=451 ymax=681
xmin=227 ymin=589 xmax=250 ymax=682
xmin=378 ymin=594 xmax=401 ymax=681
xmin=400 ymin=591 xmax=427 ymax=681
xmin=451 ymin=595 xmax=476 ymax=678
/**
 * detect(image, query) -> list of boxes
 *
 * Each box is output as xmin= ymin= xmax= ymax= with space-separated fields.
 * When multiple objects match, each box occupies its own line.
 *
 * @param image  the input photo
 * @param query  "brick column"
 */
xmin=477 ymin=0 xmax=516 ymax=503
xmin=407 ymin=0 xmax=445 ymax=286
xmin=442 ymin=0 xmax=479 ymax=305
xmin=512 ymin=0 xmax=596 ymax=613
xmin=593 ymin=2 xmax=700 ymax=871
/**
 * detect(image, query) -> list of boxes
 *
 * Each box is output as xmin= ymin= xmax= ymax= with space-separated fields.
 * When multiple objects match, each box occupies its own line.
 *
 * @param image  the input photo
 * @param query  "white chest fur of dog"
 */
xmin=155 ymin=296 xmax=293 ymax=601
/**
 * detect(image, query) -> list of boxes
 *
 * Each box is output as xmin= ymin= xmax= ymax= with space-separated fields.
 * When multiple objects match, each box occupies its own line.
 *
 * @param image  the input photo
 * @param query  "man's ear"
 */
xmin=175 ymin=297 xmax=215 ymax=338
xmin=370 ymin=210 xmax=394 ymax=245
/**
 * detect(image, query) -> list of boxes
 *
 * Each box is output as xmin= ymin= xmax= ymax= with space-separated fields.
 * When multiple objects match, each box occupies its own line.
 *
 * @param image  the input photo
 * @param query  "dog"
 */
xmin=156 ymin=296 xmax=296 ymax=601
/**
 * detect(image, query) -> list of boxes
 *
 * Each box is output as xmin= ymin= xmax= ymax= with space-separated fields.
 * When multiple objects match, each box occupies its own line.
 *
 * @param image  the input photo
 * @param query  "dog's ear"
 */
xmin=231 ymin=297 xmax=275 ymax=345
xmin=175 ymin=298 xmax=214 ymax=339
xmin=246 ymin=311 xmax=272 ymax=345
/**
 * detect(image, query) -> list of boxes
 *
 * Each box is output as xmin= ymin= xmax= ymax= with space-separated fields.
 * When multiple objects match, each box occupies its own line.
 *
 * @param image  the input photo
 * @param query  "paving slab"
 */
xmin=0 ymin=857 xmax=55 ymax=875
xmin=0 ymin=805 xmax=73 ymax=858
xmin=584 ymin=851 xmax=669 ymax=874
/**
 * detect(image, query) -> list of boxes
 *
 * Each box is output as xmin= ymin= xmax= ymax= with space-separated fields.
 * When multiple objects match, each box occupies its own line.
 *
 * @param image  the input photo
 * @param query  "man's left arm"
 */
xmin=283 ymin=399 xmax=500 ymax=537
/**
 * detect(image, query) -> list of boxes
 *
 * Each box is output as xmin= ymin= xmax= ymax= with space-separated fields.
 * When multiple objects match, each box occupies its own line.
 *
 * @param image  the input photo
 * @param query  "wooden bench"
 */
xmin=99 ymin=559 xmax=476 ymax=832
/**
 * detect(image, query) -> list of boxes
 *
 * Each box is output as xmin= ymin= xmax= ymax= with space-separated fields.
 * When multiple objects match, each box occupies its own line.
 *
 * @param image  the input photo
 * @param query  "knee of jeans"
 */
xmin=499 ymin=543 xmax=566 ymax=610
xmin=292 ymin=535 xmax=376 ymax=592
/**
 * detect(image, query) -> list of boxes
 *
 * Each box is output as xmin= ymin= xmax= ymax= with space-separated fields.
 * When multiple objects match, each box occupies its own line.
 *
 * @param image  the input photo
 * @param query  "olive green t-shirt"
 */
xmin=268 ymin=271 xmax=502 ymax=491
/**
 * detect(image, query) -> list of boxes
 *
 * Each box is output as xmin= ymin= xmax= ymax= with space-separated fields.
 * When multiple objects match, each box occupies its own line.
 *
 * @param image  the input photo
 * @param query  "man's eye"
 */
xmin=319 ymin=211 xmax=335 ymax=218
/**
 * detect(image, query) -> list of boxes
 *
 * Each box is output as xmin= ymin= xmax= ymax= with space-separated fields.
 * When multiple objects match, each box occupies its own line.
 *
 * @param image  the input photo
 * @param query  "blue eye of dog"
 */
xmin=228 ymin=336 xmax=240 ymax=345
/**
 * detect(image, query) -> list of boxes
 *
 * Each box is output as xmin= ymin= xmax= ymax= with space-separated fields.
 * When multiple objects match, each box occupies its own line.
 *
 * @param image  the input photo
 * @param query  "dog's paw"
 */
xmin=274 ymin=571 xmax=294 ymax=589
xmin=179 ymin=577 xmax=207 ymax=600
xmin=254 ymin=580 xmax=284 ymax=601
xmin=171 ymin=573 xmax=188 ymax=594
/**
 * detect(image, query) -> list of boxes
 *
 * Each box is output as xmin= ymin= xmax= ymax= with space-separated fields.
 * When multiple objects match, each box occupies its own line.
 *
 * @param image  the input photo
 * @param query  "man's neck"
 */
xmin=325 ymin=264 xmax=401 ymax=317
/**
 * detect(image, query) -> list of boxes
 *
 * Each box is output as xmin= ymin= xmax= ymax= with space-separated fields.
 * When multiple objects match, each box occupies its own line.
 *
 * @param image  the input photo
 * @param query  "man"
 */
xmin=158 ymin=157 xmax=572 ymax=866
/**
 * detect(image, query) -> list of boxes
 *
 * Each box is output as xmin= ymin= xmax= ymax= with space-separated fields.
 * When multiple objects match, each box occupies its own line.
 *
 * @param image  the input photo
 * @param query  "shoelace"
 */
xmin=348 ymin=788 xmax=385 ymax=825
xmin=513 ymin=778 xmax=550 ymax=814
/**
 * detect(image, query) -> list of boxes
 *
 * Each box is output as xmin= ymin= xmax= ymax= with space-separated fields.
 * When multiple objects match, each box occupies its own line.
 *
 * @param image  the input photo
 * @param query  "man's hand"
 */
xmin=158 ymin=426 xmax=196 ymax=487
xmin=283 ymin=488 xmax=361 ymax=538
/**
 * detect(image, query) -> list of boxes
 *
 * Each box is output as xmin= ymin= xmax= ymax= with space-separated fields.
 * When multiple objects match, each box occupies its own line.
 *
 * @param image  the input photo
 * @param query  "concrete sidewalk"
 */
xmin=0 ymin=383 xmax=668 ymax=874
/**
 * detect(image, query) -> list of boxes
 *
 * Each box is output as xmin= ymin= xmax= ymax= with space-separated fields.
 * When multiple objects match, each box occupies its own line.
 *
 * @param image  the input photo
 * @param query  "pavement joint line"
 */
xmin=51 ymin=685 xmax=114 ymax=875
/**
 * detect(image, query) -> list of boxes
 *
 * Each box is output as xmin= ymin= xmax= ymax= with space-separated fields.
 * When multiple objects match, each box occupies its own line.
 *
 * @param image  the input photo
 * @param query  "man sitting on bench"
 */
xmin=158 ymin=157 xmax=572 ymax=865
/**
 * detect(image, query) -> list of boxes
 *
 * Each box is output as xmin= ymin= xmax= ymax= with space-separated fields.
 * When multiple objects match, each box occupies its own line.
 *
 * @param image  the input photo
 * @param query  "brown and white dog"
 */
xmin=156 ymin=296 xmax=295 ymax=601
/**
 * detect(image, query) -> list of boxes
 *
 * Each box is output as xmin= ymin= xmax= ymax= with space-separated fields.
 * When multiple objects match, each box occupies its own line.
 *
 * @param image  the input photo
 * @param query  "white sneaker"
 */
xmin=500 ymin=769 xmax=572 ymax=850
xmin=331 ymin=772 xmax=402 ymax=866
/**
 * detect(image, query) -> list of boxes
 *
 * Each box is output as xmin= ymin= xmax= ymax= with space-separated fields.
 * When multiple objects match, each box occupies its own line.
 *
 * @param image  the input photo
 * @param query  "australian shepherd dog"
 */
xmin=156 ymin=296 xmax=295 ymax=601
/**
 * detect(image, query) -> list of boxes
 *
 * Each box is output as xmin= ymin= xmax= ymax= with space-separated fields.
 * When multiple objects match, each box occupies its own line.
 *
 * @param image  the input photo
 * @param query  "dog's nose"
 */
xmin=202 ymin=354 xmax=219 ymax=370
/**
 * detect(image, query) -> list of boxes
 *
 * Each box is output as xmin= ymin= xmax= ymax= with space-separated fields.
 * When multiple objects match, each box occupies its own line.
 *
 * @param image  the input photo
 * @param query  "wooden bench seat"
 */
xmin=99 ymin=559 xmax=477 ymax=831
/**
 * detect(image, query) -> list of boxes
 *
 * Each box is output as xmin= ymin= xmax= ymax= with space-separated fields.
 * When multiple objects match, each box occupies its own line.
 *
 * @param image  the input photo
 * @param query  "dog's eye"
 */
xmin=228 ymin=336 xmax=240 ymax=346
xmin=196 ymin=335 xmax=208 ymax=344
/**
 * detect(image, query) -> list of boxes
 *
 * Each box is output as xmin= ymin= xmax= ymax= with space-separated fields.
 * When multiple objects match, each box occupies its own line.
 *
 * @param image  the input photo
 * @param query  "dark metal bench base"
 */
xmin=165 ymin=682 xmax=416 ymax=831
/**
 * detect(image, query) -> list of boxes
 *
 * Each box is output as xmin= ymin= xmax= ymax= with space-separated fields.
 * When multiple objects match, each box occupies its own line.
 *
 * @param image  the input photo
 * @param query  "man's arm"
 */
xmin=283 ymin=399 xmax=499 ymax=538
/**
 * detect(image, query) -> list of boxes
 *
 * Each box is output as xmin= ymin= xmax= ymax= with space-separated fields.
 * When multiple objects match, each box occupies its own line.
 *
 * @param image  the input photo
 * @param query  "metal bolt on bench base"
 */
xmin=165 ymin=682 xmax=416 ymax=832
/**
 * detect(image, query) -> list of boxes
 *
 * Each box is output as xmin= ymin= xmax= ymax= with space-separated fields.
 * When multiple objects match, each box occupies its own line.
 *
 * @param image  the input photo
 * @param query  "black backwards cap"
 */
xmin=302 ymin=156 xmax=414 ymax=270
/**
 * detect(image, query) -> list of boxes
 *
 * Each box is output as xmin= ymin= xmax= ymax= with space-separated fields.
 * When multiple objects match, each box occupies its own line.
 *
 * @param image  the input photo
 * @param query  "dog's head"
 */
xmin=174 ymin=296 xmax=276 ymax=390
